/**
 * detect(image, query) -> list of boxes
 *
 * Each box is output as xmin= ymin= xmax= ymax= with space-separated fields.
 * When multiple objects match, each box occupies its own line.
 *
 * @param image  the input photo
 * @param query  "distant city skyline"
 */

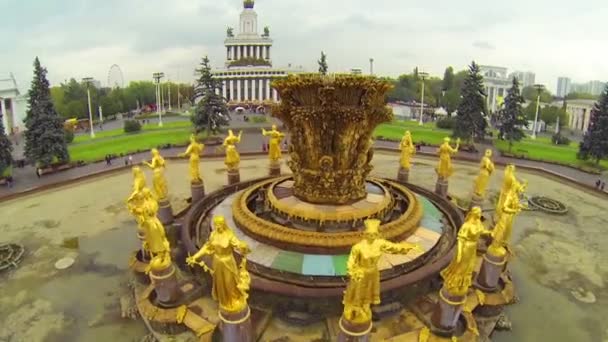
xmin=2 ymin=0 xmax=608 ymax=94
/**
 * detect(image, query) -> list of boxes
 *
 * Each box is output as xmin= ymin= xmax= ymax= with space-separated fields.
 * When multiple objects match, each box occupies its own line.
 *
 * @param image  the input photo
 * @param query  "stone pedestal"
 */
xmin=397 ymin=167 xmax=409 ymax=183
xmin=157 ymin=198 xmax=174 ymax=225
xmin=469 ymin=193 xmax=484 ymax=210
xmin=337 ymin=317 xmax=372 ymax=342
xmin=191 ymin=181 xmax=205 ymax=203
xmin=219 ymin=306 xmax=253 ymax=342
xmin=476 ymin=252 xmax=507 ymax=292
xmin=269 ymin=161 xmax=281 ymax=176
xmin=149 ymin=263 xmax=180 ymax=307
xmin=435 ymin=177 xmax=449 ymax=198
xmin=227 ymin=168 xmax=241 ymax=185
xmin=130 ymin=248 xmax=150 ymax=285
xmin=430 ymin=288 xmax=465 ymax=336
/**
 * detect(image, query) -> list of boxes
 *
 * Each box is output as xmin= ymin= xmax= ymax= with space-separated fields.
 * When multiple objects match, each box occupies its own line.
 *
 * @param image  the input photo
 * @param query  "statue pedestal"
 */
xmin=469 ymin=193 xmax=484 ymax=210
xmin=191 ymin=181 xmax=205 ymax=203
xmin=430 ymin=288 xmax=465 ymax=336
xmin=227 ymin=168 xmax=240 ymax=185
xmin=397 ymin=167 xmax=409 ymax=183
xmin=337 ymin=317 xmax=372 ymax=342
xmin=157 ymin=198 xmax=174 ymax=225
xmin=476 ymin=251 xmax=507 ymax=292
xmin=435 ymin=177 xmax=449 ymax=198
xmin=269 ymin=161 xmax=281 ymax=176
xmin=149 ymin=263 xmax=180 ymax=307
xmin=129 ymin=248 xmax=150 ymax=285
xmin=219 ymin=306 xmax=253 ymax=342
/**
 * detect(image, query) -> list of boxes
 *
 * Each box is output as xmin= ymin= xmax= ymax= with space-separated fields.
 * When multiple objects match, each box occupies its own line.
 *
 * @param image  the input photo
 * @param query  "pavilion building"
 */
xmin=0 ymin=73 xmax=27 ymax=135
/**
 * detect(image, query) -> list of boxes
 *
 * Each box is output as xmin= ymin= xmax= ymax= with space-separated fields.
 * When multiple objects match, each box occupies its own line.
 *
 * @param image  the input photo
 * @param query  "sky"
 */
xmin=2 ymin=0 xmax=607 ymax=94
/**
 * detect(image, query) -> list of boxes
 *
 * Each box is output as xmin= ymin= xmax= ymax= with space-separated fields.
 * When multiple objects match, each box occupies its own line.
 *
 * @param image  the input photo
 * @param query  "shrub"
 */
xmin=124 ymin=120 xmax=142 ymax=133
xmin=251 ymin=115 xmax=267 ymax=123
xmin=436 ymin=117 xmax=455 ymax=129
xmin=551 ymin=133 xmax=570 ymax=145
xmin=64 ymin=129 xmax=75 ymax=144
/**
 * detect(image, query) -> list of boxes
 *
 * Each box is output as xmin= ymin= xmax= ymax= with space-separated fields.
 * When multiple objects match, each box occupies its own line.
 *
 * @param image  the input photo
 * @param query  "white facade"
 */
xmin=212 ymin=0 xmax=296 ymax=104
xmin=479 ymin=65 xmax=511 ymax=114
xmin=0 ymin=73 xmax=27 ymax=135
xmin=566 ymin=99 xmax=596 ymax=132
xmin=556 ymin=77 xmax=571 ymax=98
xmin=509 ymin=71 xmax=535 ymax=88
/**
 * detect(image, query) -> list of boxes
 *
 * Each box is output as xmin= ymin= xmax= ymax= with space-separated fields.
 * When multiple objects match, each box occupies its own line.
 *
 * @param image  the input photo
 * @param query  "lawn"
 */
xmin=69 ymin=128 xmax=195 ymax=162
xmin=374 ymin=120 xmax=451 ymax=145
xmin=73 ymin=120 xmax=192 ymax=143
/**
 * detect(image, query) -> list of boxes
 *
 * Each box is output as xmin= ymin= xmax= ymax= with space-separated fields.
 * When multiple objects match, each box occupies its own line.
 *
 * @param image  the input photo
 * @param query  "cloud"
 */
xmin=472 ymin=41 xmax=496 ymax=50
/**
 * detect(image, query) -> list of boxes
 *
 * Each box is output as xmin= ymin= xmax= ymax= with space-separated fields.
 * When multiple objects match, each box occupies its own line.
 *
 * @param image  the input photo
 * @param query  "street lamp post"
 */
xmin=369 ymin=58 xmax=374 ymax=75
xmin=418 ymin=71 xmax=429 ymax=125
xmin=153 ymin=72 xmax=165 ymax=127
xmin=82 ymin=77 xmax=95 ymax=138
xmin=532 ymin=84 xmax=545 ymax=139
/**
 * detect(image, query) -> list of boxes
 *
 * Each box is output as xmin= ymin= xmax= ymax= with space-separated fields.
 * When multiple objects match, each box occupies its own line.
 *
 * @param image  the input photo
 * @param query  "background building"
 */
xmin=479 ymin=65 xmax=510 ymax=114
xmin=570 ymin=80 xmax=606 ymax=96
xmin=556 ymin=77 xmax=571 ymax=98
xmin=0 ymin=73 xmax=27 ymax=135
xmin=566 ymin=99 xmax=597 ymax=132
xmin=509 ymin=71 xmax=535 ymax=88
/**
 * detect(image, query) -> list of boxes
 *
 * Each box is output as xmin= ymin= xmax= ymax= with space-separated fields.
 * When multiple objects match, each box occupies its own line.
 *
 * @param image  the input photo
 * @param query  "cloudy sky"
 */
xmin=2 ymin=0 xmax=607 ymax=93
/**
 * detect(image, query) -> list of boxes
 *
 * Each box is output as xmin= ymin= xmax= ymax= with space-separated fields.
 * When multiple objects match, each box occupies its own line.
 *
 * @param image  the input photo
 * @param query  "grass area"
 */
xmin=374 ymin=120 xmax=451 ymax=145
xmin=69 ymin=128 xmax=195 ymax=162
xmin=73 ymin=120 xmax=192 ymax=143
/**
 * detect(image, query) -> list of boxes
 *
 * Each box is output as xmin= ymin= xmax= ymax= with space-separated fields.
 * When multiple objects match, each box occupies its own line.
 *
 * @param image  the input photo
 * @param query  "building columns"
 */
xmin=272 ymin=88 xmax=277 ymax=102
xmin=222 ymin=81 xmax=227 ymax=99
xmin=0 ymin=99 xmax=7 ymax=134
xmin=244 ymin=79 xmax=249 ymax=101
xmin=229 ymin=79 xmax=234 ymax=102
xmin=237 ymin=79 xmax=242 ymax=102
xmin=257 ymin=79 xmax=263 ymax=101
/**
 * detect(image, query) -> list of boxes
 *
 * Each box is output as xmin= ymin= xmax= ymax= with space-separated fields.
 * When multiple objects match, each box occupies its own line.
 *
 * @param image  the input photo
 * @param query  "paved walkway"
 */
xmin=1 ymin=132 xmax=606 ymax=200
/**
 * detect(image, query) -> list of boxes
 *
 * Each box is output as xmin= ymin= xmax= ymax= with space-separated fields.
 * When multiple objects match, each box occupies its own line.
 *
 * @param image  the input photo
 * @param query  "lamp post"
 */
xmin=418 ymin=71 xmax=429 ymax=125
xmin=153 ymin=72 xmax=165 ymax=127
xmin=532 ymin=84 xmax=544 ymax=139
xmin=369 ymin=58 xmax=374 ymax=75
xmin=82 ymin=77 xmax=95 ymax=138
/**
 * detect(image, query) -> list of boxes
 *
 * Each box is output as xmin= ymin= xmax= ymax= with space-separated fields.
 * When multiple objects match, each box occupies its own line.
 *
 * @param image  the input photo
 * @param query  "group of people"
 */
xmin=595 ymin=179 xmax=606 ymax=191
xmin=104 ymin=154 xmax=134 ymax=166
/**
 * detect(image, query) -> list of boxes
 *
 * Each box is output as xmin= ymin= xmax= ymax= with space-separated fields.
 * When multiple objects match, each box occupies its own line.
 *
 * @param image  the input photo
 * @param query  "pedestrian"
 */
xmin=5 ymin=175 xmax=13 ymax=188
xmin=36 ymin=168 xmax=41 ymax=178
xmin=124 ymin=157 xmax=129 ymax=166
xmin=596 ymin=179 xmax=602 ymax=188
xmin=128 ymin=155 xmax=133 ymax=165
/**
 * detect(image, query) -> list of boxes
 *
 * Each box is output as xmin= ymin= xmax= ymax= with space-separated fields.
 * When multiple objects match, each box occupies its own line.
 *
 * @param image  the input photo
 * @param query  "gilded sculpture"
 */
xmin=473 ymin=149 xmax=495 ymax=197
xmin=143 ymin=148 xmax=168 ymax=200
xmin=186 ymin=215 xmax=252 ymax=313
xmin=223 ymin=130 xmax=243 ymax=171
xmin=440 ymin=207 xmax=491 ymax=296
xmin=141 ymin=191 xmax=172 ymax=273
xmin=126 ymin=166 xmax=147 ymax=222
xmin=262 ymin=125 xmax=285 ymax=162
xmin=179 ymin=134 xmax=205 ymax=184
xmin=399 ymin=131 xmax=416 ymax=170
xmin=436 ymin=137 xmax=460 ymax=179
xmin=342 ymin=219 xmax=420 ymax=324
xmin=272 ymin=74 xmax=393 ymax=204
xmin=495 ymin=165 xmax=525 ymax=217
xmin=489 ymin=183 xmax=527 ymax=257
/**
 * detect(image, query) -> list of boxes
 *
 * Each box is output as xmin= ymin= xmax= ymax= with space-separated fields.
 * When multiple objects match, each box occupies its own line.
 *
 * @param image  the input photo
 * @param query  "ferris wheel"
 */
xmin=107 ymin=64 xmax=124 ymax=88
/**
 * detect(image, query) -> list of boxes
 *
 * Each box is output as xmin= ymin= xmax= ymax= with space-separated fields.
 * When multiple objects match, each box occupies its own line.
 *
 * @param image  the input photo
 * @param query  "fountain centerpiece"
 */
xmin=272 ymin=74 xmax=393 ymax=204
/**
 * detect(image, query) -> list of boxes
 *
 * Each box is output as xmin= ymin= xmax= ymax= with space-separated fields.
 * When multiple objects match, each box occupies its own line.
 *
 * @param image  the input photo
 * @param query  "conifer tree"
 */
xmin=497 ymin=77 xmax=527 ymax=152
xmin=453 ymin=61 xmax=487 ymax=142
xmin=24 ymin=57 xmax=69 ymax=167
xmin=0 ymin=115 xmax=12 ymax=175
xmin=192 ymin=56 xmax=230 ymax=135
xmin=318 ymin=51 xmax=328 ymax=75
xmin=578 ymin=84 xmax=608 ymax=164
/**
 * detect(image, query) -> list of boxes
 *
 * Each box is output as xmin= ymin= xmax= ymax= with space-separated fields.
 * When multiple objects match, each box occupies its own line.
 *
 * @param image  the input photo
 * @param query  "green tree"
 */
xmin=192 ymin=56 xmax=230 ymax=135
xmin=522 ymin=85 xmax=553 ymax=103
xmin=497 ymin=78 xmax=527 ymax=152
xmin=540 ymin=106 xmax=567 ymax=127
xmin=24 ymin=57 xmax=69 ymax=167
xmin=453 ymin=61 xmax=487 ymax=141
xmin=318 ymin=51 xmax=328 ymax=75
xmin=442 ymin=66 xmax=454 ymax=91
xmin=566 ymin=92 xmax=598 ymax=100
xmin=578 ymin=85 xmax=608 ymax=164
xmin=0 ymin=113 xmax=12 ymax=174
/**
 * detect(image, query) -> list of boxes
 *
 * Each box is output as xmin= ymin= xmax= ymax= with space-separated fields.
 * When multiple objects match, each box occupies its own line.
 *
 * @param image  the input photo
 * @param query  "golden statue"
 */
xmin=126 ymin=166 xmax=147 ymax=221
xmin=186 ymin=215 xmax=251 ymax=313
xmin=495 ymin=165 xmax=525 ymax=217
xmin=342 ymin=219 xmax=420 ymax=324
xmin=399 ymin=131 xmax=416 ymax=170
xmin=440 ymin=207 xmax=491 ymax=296
xmin=179 ymin=134 xmax=205 ymax=184
xmin=141 ymin=191 xmax=171 ymax=272
xmin=488 ymin=183 xmax=527 ymax=257
xmin=223 ymin=130 xmax=243 ymax=171
xmin=143 ymin=148 xmax=168 ymax=200
xmin=262 ymin=125 xmax=285 ymax=162
xmin=436 ymin=137 xmax=460 ymax=179
xmin=473 ymin=149 xmax=495 ymax=197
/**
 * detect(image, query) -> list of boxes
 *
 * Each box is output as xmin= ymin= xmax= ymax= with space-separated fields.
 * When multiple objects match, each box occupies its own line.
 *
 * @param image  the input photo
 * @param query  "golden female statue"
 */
xmin=179 ymin=134 xmax=205 ymax=184
xmin=342 ymin=219 xmax=420 ymax=324
xmin=495 ymin=165 xmax=524 ymax=217
xmin=223 ymin=130 xmax=243 ymax=171
xmin=141 ymin=192 xmax=171 ymax=272
xmin=489 ymin=183 xmax=526 ymax=257
xmin=436 ymin=137 xmax=460 ymax=179
xmin=440 ymin=207 xmax=491 ymax=296
xmin=143 ymin=148 xmax=168 ymax=200
xmin=186 ymin=215 xmax=251 ymax=313
xmin=399 ymin=131 xmax=416 ymax=170
xmin=262 ymin=125 xmax=285 ymax=162
xmin=126 ymin=166 xmax=147 ymax=221
xmin=473 ymin=149 xmax=495 ymax=197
